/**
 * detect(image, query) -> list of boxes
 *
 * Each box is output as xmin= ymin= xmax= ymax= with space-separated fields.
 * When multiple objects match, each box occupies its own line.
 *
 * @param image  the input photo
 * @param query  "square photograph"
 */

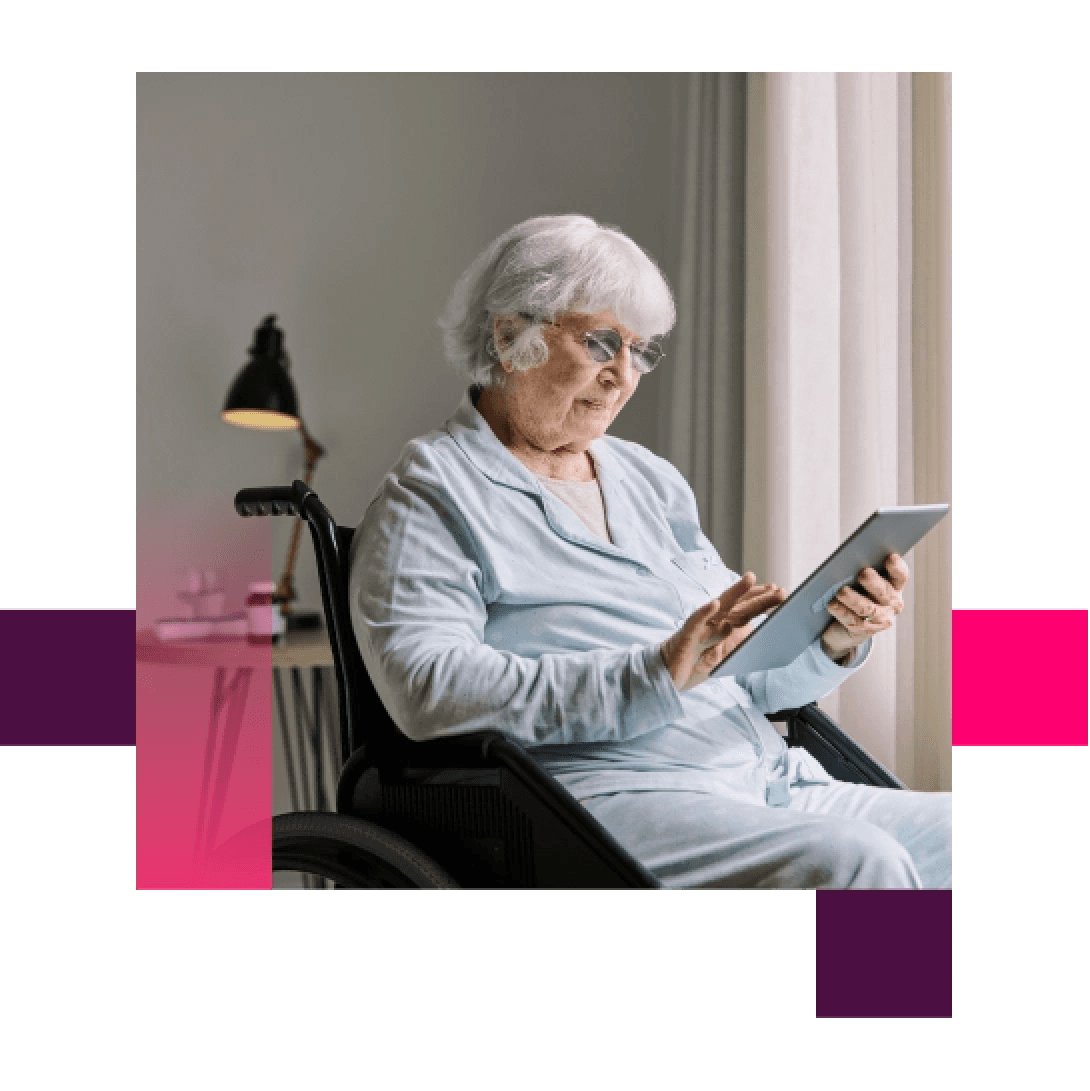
xmin=135 ymin=73 xmax=951 ymax=892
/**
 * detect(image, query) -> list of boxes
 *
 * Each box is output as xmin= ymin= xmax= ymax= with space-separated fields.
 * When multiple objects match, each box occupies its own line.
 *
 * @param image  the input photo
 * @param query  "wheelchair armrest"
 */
xmin=337 ymin=729 xmax=660 ymax=888
xmin=783 ymin=703 xmax=907 ymax=790
xmin=480 ymin=734 xmax=660 ymax=887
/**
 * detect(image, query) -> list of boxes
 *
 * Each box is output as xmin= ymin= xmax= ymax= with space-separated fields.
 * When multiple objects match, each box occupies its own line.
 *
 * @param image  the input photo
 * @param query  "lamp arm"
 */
xmin=275 ymin=420 xmax=326 ymax=610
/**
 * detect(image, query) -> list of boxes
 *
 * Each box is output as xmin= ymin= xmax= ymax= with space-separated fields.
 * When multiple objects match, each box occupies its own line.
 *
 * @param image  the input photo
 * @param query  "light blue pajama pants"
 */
xmin=580 ymin=782 xmax=951 ymax=890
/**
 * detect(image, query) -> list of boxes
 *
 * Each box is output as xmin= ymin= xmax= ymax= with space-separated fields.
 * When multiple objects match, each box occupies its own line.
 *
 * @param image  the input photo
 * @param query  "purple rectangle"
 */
xmin=0 ymin=610 xmax=135 ymax=745
xmin=816 ymin=890 xmax=952 ymax=1018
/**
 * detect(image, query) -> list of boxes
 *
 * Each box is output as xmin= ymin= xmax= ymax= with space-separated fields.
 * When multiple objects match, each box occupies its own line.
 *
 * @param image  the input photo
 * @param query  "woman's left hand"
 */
xmin=821 ymin=552 xmax=910 ymax=662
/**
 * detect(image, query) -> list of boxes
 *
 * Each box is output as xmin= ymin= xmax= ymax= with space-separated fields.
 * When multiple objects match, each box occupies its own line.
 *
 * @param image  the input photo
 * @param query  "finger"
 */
xmin=826 ymin=600 xmax=864 ymax=629
xmin=837 ymin=582 xmax=902 ymax=618
xmin=827 ymin=603 xmax=873 ymax=642
xmin=733 ymin=583 xmax=784 ymax=608
xmin=684 ymin=597 xmax=721 ymax=635
xmin=705 ymin=573 xmax=757 ymax=624
xmin=828 ymin=599 xmax=886 ymax=630
xmin=857 ymin=567 xmax=903 ymax=612
xmin=727 ymin=588 xmax=786 ymax=626
xmin=703 ymin=587 xmax=783 ymax=654
xmin=835 ymin=584 xmax=882 ymax=616
xmin=716 ymin=585 xmax=780 ymax=624
xmin=885 ymin=552 xmax=910 ymax=592
xmin=827 ymin=600 xmax=894 ymax=633
xmin=725 ymin=572 xmax=758 ymax=602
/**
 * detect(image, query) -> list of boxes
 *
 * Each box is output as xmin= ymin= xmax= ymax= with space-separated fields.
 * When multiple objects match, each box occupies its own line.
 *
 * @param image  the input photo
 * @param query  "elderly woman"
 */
xmin=350 ymin=214 xmax=951 ymax=889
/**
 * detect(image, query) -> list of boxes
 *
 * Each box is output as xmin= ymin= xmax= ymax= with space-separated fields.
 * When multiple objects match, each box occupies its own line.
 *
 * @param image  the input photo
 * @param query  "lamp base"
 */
xmin=283 ymin=610 xmax=323 ymax=634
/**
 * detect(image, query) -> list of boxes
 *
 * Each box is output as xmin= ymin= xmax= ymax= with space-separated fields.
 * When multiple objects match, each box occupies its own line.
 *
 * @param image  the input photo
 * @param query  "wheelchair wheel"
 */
xmin=273 ymin=812 xmax=459 ymax=888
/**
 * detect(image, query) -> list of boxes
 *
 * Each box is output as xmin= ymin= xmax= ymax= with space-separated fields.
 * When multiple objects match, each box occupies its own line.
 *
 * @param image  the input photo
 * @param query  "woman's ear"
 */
xmin=492 ymin=315 xmax=520 ymax=372
xmin=492 ymin=314 xmax=519 ymax=350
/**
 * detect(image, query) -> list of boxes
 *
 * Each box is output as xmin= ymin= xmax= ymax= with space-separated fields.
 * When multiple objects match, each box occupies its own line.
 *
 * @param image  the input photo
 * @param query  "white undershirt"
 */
xmin=534 ymin=473 xmax=613 ymax=543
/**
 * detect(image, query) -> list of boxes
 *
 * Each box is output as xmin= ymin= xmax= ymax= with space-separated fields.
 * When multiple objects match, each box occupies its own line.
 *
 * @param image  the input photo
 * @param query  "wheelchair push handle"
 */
xmin=234 ymin=480 xmax=315 ymax=518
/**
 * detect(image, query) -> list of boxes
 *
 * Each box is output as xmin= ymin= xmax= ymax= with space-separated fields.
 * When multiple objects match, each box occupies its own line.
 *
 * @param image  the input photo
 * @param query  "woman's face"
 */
xmin=495 ymin=310 xmax=642 ymax=455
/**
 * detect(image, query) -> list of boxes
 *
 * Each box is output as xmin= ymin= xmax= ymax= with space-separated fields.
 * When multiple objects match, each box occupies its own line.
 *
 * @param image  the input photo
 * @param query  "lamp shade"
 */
xmin=222 ymin=315 xmax=301 ymax=431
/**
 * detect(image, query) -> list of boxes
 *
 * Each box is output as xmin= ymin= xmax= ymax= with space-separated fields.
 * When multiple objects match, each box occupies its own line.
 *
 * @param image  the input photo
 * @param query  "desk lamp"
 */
xmin=222 ymin=315 xmax=325 ymax=628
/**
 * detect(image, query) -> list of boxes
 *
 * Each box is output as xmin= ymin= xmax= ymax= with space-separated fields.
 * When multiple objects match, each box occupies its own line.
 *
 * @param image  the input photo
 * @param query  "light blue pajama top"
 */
xmin=349 ymin=391 xmax=869 ymax=805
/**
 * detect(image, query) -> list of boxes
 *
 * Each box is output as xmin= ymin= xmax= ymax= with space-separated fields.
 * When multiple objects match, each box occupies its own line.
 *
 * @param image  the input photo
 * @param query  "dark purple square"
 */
xmin=816 ymin=889 xmax=952 ymax=1018
xmin=0 ymin=611 xmax=135 ymax=745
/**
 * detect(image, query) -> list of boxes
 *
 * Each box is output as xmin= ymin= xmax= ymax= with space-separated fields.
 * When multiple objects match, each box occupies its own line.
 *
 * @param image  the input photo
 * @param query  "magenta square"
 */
xmin=816 ymin=890 xmax=952 ymax=1018
xmin=953 ymin=610 xmax=1087 ymax=745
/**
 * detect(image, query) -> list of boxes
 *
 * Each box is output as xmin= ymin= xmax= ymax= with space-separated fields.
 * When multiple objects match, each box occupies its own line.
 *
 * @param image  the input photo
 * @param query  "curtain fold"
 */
xmin=910 ymin=73 xmax=953 ymax=792
xmin=833 ymin=73 xmax=903 ymax=772
xmin=668 ymin=71 xmax=951 ymax=789
xmin=744 ymin=74 xmax=848 ymax=738
xmin=667 ymin=73 xmax=746 ymax=569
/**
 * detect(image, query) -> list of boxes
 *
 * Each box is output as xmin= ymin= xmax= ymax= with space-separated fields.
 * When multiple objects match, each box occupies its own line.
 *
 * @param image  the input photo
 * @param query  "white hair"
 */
xmin=438 ymin=214 xmax=676 ymax=388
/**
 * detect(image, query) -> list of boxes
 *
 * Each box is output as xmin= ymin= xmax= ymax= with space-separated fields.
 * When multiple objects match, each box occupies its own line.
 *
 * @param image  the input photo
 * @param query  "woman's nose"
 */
xmin=600 ymin=345 xmax=636 ymax=387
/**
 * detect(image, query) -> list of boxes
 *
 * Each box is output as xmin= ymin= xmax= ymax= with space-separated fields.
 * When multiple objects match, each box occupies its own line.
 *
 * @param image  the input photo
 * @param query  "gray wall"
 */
xmin=137 ymin=73 xmax=683 ymax=627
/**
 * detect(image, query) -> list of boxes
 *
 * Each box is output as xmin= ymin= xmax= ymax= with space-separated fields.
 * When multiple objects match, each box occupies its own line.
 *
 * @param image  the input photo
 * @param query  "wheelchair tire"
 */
xmin=273 ymin=811 xmax=459 ymax=888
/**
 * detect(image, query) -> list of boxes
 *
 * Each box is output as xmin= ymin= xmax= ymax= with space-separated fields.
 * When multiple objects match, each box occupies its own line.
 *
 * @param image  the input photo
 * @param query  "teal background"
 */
xmin=4 ymin=0 xmax=1086 ymax=1086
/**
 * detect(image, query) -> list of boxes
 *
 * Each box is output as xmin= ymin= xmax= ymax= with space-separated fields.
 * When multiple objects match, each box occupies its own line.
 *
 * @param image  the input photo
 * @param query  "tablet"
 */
xmin=711 ymin=504 xmax=950 ymax=678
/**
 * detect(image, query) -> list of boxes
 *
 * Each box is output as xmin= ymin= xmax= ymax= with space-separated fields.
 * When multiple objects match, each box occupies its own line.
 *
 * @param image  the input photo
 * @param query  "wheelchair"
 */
xmin=235 ymin=479 xmax=906 ymax=889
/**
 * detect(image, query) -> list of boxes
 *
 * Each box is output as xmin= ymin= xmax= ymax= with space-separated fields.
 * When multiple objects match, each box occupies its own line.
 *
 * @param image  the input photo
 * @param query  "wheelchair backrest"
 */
xmin=305 ymin=504 xmax=406 ymax=768
xmin=234 ymin=480 xmax=405 ymax=769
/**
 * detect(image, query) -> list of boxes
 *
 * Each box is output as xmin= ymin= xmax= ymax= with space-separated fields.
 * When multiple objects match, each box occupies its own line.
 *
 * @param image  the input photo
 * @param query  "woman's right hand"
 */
xmin=659 ymin=573 xmax=786 ymax=692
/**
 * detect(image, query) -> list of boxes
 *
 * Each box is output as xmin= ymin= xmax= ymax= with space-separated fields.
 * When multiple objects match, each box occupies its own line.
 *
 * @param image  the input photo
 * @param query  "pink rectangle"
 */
xmin=136 ymin=523 xmax=273 ymax=888
xmin=953 ymin=610 xmax=1088 ymax=746
xmin=137 ymin=657 xmax=272 ymax=888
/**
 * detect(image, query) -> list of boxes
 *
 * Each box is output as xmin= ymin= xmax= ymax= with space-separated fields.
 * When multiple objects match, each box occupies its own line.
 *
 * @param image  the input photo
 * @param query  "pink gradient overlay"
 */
xmin=137 ymin=659 xmax=271 ymax=887
xmin=953 ymin=610 xmax=1088 ymax=746
xmin=137 ymin=524 xmax=273 ymax=888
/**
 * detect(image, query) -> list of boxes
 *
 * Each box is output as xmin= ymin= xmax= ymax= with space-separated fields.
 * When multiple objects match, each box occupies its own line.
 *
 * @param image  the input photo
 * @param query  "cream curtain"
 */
xmin=668 ymin=72 xmax=951 ymax=790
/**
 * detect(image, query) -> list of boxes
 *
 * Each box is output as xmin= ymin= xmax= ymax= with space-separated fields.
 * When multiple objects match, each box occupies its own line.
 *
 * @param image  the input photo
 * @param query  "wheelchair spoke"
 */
xmin=273 ymin=668 xmax=302 ymax=814
xmin=289 ymin=668 xmax=313 ymax=812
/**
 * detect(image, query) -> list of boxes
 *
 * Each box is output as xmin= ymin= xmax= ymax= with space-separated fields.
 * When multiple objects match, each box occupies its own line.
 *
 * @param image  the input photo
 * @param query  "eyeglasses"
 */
xmin=521 ymin=314 xmax=665 ymax=375
xmin=581 ymin=328 xmax=665 ymax=375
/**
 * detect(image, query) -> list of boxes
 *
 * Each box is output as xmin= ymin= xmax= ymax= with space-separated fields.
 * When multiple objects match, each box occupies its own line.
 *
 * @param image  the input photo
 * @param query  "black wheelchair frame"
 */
xmin=236 ymin=479 xmax=905 ymax=889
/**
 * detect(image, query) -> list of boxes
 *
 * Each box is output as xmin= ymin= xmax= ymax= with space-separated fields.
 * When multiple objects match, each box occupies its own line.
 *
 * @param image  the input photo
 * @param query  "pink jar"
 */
xmin=246 ymin=582 xmax=280 ymax=645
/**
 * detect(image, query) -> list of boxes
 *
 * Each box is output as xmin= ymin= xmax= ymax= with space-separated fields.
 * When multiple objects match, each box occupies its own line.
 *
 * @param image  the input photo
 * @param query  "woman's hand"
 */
xmin=821 ymin=552 xmax=910 ymax=662
xmin=660 ymin=572 xmax=787 ymax=692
